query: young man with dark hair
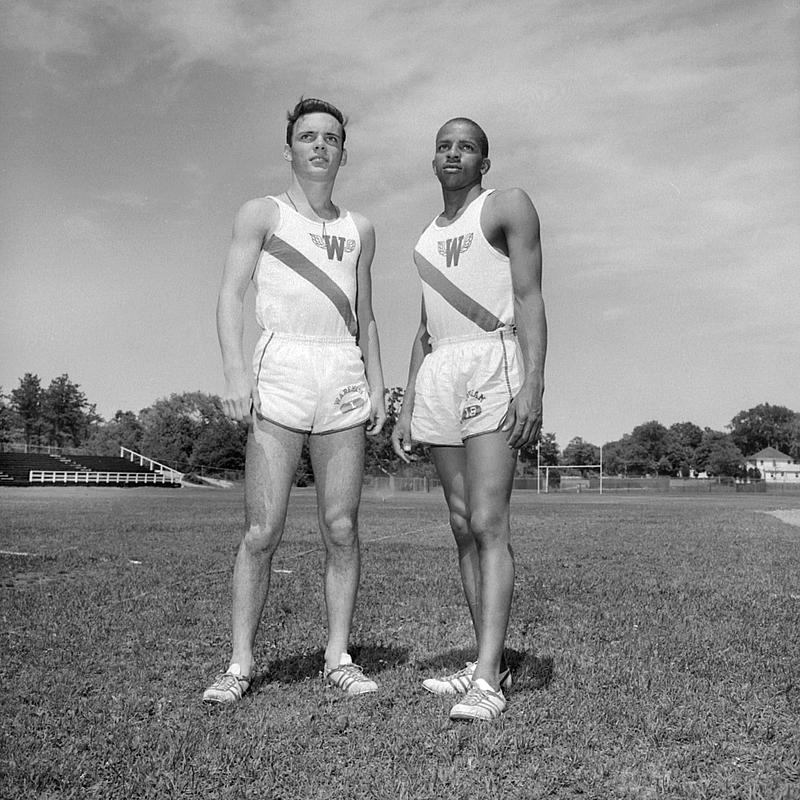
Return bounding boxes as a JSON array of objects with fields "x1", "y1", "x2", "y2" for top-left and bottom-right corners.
[
  {"x1": 204, "y1": 98, "x2": 386, "y2": 704},
  {"x1": 392, "y1": 117, "x2": 546, "y2": 721}
]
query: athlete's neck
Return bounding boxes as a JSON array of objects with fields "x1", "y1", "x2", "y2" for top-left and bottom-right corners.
[
  {"x1": 440, "y1": 184, "x2": 484, "y2": 223},
  {"x1": 284, "y1": 176, "x2": 339, "y2": 222}
]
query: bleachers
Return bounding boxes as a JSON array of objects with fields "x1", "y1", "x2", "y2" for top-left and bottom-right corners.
[
  {"x1": 0, "y1": 453, "x2": 76, "y2": 484},
  {"x1": 71, "y1": 456, "x2": 155, "y2": 474},
  {"x1": 0, "y1": 451, "x2": 181, "y2": 487}
]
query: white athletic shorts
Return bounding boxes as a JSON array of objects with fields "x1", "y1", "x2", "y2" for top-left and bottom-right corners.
[
  {"x1": 411, "y1": 328, "x2": 522, "y2": 446},
  {"x1": 252, "y1": 331, "x2": 370, "y2": 435}
]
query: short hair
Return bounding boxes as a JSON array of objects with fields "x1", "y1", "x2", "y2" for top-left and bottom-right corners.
[
  {"x1": 286, "y1": 97, "x2": 347, "y2": 146},
  {"x1": 439, "y1": 117, "x2": 489, "y2": 157}
]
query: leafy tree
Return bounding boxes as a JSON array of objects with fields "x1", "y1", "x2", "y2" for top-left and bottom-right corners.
[
  {"x1": 538, "y1": 432, "x2": 560, "y2": 466},
  {"x1": 42, "y1": 374, "x2": 98, "y2": 448},
  {"x1": 660, "y1": 435, "x2": 689, "y2": 477},
  {"x1": 626, "y1": 420, "x2": 673, "y2": 475},
  {"x1": 84, "y1": 411, "x2": 145, "y2": 456},
  {"x1": 0, "y1": 387, "x2": 18, "y2": 445},
  {"x1": 562, "y1": 437, "x2": 600, "y2": 468},
  {"x1": 518, "y1": 431, "x2": 559, "y2": 475},
  {"x1": 599, "y1": 437, "x2": 630, "y2": 477},
  {"x1": 728, "y1": 403, "x2": 800, "y2": 458},
  {"x1": 667, "y1": 422, "x2": 704, "y2": 477},
  {"x1": 706, "y1": 439, "x2": 745, "y2": 478},
  {"x1": 191, "y1": 417, "x2": 247, "y2": 472},
  {"x1": 134, "y1": 391, "x2": 253, "y2": 478},
  {"x1": 139, "y1": 392, "x2": 231, "y2": 469},
  {"x1": 626, "y1": 441, "x2": 656, "y2": 475},
  {"x1": 787, "y1": 418, "x2": 800, "y2": 461},
  {"x1": 514, "y1": 431, "x2": 558, "y2": 485},
  {"x1": 365, "y1": 387, "x2": 401, "y2": 475},
  {"x1": 10, "y1": 373, "x2": 43, "y2": 446},
  {"x1": 669, "y1": 421, "x2": 703, "y2": 450},
  {"x1": 693, "y1": 429, "x2": 745, "y2": 477}
]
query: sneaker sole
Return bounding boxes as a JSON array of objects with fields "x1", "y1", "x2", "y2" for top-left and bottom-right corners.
[
  {"x1": 450, "y1": 705, "x2": 506, "y2": 721},
  {"x1": 203, "y1": 694, "x2": 238, "y2": 704},
  {"x1": 422, "y1": 669, "x2": 512, "y2": 697}
]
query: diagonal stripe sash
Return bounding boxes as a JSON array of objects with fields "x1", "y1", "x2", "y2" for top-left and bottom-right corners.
[
  {"x1": 414, "y1": 251, "x2": 504, "y2": 331},
  {"x1": 265, "y1": 236, "x2": 357, "y2": 337}
]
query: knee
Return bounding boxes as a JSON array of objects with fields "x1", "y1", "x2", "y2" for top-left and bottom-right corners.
[
  {"x1": 449, "y1": 511, "x2": 471, "y2": 545},
  {"x1": 323, "y1": 513, "x2": 358, "y2": 550},
  {"x1": 241, "y1": 522, "x2": 281, "y2": 557},
  {"x1": 468, "y1": 507, "x2": 509, "y2": 546}
]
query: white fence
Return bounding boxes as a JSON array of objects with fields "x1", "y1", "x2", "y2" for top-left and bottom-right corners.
[
  {"x1": 119, "y1": 447, "x2": 183, "y2": 483},
  {"x1": 29, "y1": 470, "x2": 176, "y2": 485}
]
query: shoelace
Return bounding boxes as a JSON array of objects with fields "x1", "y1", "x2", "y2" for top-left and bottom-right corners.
[
  {"x1": 462, "y1": 685, "x2": 495, "y2": 705},
  {"x1": 336, "y1": 663, "x2": 366, "y2": 679},
  {"x1": 214, "y1": 673, "x2": 248, "y2": 690}
]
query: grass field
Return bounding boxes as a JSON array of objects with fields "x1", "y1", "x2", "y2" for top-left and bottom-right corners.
[{"x1": 1, "y1": 485, "x2": 798, "y2": 800}]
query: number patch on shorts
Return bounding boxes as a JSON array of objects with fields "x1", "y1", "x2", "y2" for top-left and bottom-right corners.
[
  {"x1": 461, "y1": 404, "x2": 483, "y2": 421},
  {"x1": 335, "y1": 385, "x2": 367, "y2": 414}
]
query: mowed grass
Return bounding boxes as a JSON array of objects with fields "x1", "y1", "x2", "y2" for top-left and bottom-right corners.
[{"x1": 1, "y1": 486, "x2": 798, "y2": 800}]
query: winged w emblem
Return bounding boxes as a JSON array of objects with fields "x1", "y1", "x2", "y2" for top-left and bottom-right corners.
[
  {"x1": 310, "y1": 233, "x2": 356, "y2": 261},
  {"x1": 437, "y1": 233, "x2": 473, "y2": 267}
]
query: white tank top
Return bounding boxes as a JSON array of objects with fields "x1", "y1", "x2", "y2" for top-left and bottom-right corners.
[
  {"x1": 254, "y1": 196, "x2": 361, "y2": 339},
  {"x1": 413, "y1": 190, "x2": 513, "y2": 342}
]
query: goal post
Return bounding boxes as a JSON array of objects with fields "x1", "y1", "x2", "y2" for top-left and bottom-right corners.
[{"x1": 536, "y1": 443, "x2": 605, "y2": 494}]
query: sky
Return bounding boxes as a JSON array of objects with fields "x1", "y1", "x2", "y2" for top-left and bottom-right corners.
[{"x1": 1, "y1": 0, "x2": 798, "y2": 449}]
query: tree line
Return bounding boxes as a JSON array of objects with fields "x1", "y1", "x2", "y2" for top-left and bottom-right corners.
[{"x1": 2, "y1": 373, "x2": 798, "y2": 481}]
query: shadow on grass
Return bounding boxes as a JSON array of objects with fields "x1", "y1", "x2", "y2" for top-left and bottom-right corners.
[
  {"x1": 416, "y1": 646, "x2": 554, "y2": 692},
  {"x1": 258, "y1": 643, "x2": 410, "y2": 687}
]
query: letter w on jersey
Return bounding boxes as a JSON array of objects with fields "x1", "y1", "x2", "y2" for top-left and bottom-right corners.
[
  {"x1": 310, "y1": 233, "x2": 356, "y2": 261},
  {"x1": 437, "y1": 233, "x2": 473, "y2": 268},
  {"x1": 265, "y1": 237, "x2": 358, "y2": 336},
  {"x1": 414, "y1": 251, "x2": 504, "y2": 332}
]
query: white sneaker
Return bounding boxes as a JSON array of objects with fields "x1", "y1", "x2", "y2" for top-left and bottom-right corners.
[
  {"x1": 323, "y1": 654, "x2": 378, "y2": 695},
  {"x1": 202, "y1": 664, "x2": 252, "y2": 704},
  {"x1": 449, "y1": 678, "x2": 507, "y2": 721},
  {"x1": 422, "y1": 662, "x2": 512, "y2": 696}
]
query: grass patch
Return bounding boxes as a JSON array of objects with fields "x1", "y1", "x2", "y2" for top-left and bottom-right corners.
[{"x1": 1, "y1": 487, "x2": 798, "y2": 798}]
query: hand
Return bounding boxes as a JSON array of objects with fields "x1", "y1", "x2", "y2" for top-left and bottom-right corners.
[
  {"x1": 501, "y1": 378, "x2": 543, "y2": 450},
  {"x1": 366, "y1": 389, "x2": 387, "y2": 437},
  {"x1": 222, "y1": 371, "x2": 259, "y2": 423},
  {"x1": 391, "y1": 412, "x2": 415, "y2": 463}
]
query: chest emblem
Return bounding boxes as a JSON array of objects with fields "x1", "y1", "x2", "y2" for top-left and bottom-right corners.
[
  {"x1": 310, "y1": 233, "x2": 357, "y2": 261},
  {"x1": 437, "y1": 233, "x2": 473, "y2": 267}
]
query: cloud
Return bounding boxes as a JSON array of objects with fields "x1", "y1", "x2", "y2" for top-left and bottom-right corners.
[
  {"x1": 62, "y1": 212, "x2": 106, "y2": 248},
  {"x1": 0, "y1": 1, "x2": 92, "y2": 59},
  {"x1": 179, "y1": 162, "x2": 209, "y2": 209},
  {"x1": 96, "y1": 190, "x2": 151, "y2": 208}
]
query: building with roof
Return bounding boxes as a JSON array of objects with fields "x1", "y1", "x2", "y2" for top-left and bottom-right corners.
[{"x1": 746, "y1": 447, "x2": 800, "y2": 483}]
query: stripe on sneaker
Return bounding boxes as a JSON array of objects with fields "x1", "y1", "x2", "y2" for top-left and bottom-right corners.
[{"x1": 449, "y1": 681, "x2": 506, "y2": 720}]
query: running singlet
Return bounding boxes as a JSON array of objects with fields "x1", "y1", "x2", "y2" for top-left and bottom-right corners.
[
  {"x1": 253, "y1": 196, "x2": 361, "y2": 339},
  {"x1": 413, "y1": 189, "x2": 514, "y2": 342}
]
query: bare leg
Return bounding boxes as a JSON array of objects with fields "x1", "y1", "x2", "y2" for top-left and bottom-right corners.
[
  {"x1": 228, "y1": 418, "x2": 304, "y2": 676},
  {"x1": 464, "y1": 432, "x2": 517, "y2": 689},
  {"x1": 431, "y1": 446, "x2": 482, "y2": 647},
  {"x1": 308, "y1": 425, "x2": 365, "y2": 671},
  {"x1": 432, "y1": 436, "x2": 516, "y2": 689}
]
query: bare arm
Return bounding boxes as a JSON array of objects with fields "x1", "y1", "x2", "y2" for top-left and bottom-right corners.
[
  {"x1": 490, "y1": 188, "x2": 547, "y2": 449},
  {"x1": 352, "y1": 212, "x2": 386, "y2": 436},
  {"x1": 391, "y1": 297, "x2": 431, "y2": 462},
  {"x1": 216, "y1": 197, "x2": 276, "y2": 422}
]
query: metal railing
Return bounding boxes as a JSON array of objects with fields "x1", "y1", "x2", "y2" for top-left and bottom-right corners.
[
  {"x1": 28, "y1": 470, "x2": 176, "y2": 485},
  {"x1": 119, "y1": 447, "x2": 184, "y2": 483}
]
